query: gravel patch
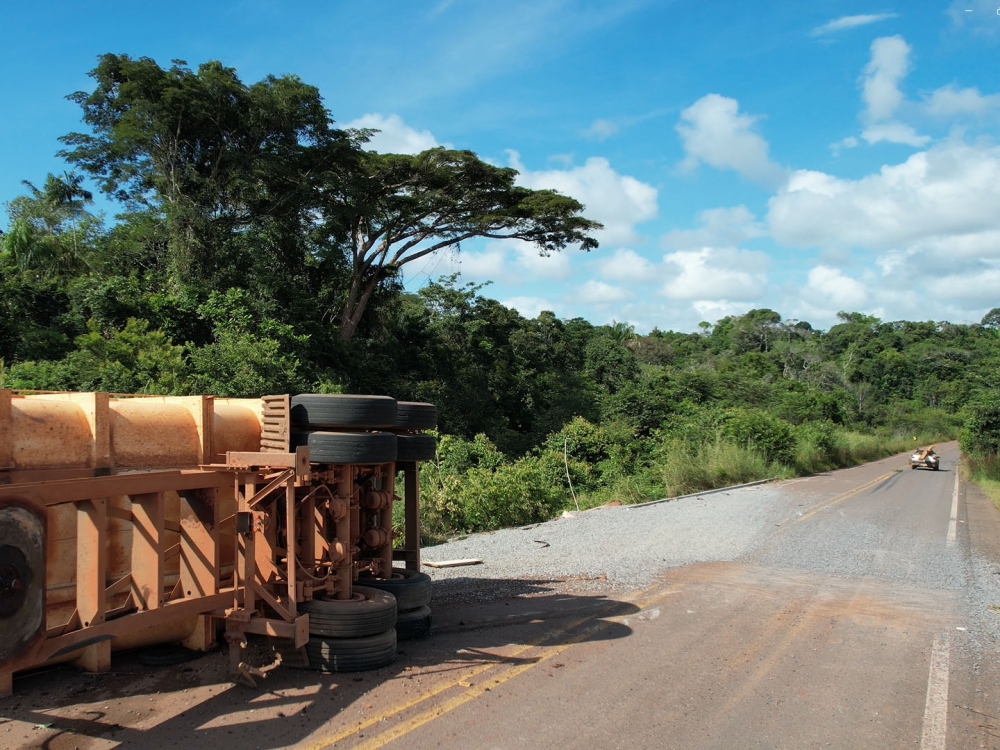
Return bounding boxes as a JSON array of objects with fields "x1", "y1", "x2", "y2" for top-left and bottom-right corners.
[
  {"x1": 422, "y1": 484, "x2": 789, "y2": 600},
  {"x1": 421, "y1": 467, "x2": 981, "y2": 613},
  {"x1": 745, "y1": 493, "x2": 968, "y2": 591}
]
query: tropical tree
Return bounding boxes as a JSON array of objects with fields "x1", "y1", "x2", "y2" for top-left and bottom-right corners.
[
  {"x1": 2, "y1": 172, "x2": 99, "y2": 275},
  {"x1": 318, "y1": 148, "x2": 601, "y2": 341},
  {"x1": 58, "y1": 53, "x2": 360, "y2": 289}
]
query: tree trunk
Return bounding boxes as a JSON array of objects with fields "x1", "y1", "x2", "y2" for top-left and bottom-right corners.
[{"x1": 338, "y1": 266, "x2": 382, "y2": 342}]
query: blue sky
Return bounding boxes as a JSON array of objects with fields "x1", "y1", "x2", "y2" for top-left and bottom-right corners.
[{"x1": 2, "y1": 0, "x2": 999, "y2": 332}]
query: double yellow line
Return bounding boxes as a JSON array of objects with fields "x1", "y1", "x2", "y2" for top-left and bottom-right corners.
[
  {"x1": 301, "y1": 586, "x2": 679, "y2": 750},
  {"x1": 789, "y1": 470, "x2": 896, "y2": 527}
]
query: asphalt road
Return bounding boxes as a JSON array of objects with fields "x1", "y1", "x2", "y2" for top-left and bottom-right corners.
[{"x1": 5, "y1": 443, "x2": 1000, "y2": 749}]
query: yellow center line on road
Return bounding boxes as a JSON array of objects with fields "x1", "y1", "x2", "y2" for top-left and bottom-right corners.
[
  {"x1": 297, "y1": 634, "x2": 572, "y2": 750},
  {"x1": 350, "y1": 642, "x2": 572, "y2": 750},
  {"x1": 789, "y1": 471, "x2": 896, "y2": 528},
  {"x1": 348, "y1": 587, "x2": 683, "y2": 750},
  {"x1": 302, "y1": 586, "x2": 681, "y2": 750}
]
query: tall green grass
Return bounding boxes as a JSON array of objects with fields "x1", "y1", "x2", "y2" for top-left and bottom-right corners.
[
  {"x1": 658, "y1": 438, "x2": 777, "y2": 497},
  {"x1": 570, "y1": 473, "x2": 666, "y2": 511},
  {"x1": 962, "y1": 453, "x2": 1000, "y2": 511},
  {"x1": 594, "y1": 427, "x2": 951, "y2": 504}
]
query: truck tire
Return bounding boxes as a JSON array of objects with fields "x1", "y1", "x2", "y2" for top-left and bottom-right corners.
[
  {"x1": 395, "y1": 402, "x2": 437, "y2": 431},
  {"x1": 301, "y1": 586, "x2": 397, "y2": 638},
  {"x1": 305, "y1": 629, "x2": 397, "y2": 673},
  {"x1": 0, "y1": 505, "x2": 46, "y2": 662},
  {"x1": 291, "y1": 394, "x2": 397, "y2": 429},
  {"x1": 395, "y1": 434, "x2": 437, "y2": 462},
  {"x1": 358, "y1": 569, "x2": 432, "y2": 612},
  {"x1": 396, "y1": 606, "x2": 432, "y2": 641},
  {"x1": 291, "y1": 431, "x2": 397, "y2": 465}
]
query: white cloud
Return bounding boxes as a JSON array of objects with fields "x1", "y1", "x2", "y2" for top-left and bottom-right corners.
[
  {"x1": 676, "y1": 94, "x2": 786, "y2": 187},
  {"x1": 905, "y1": 230, "x2": 1000, "y2": 260},
  {"x1": 456, "y1": 248, "x2": 508, "y2": 280},
  {"x1": 925, "y1": 267, "x2": 1000, "y2": 306},
  {"x1": 456, "y1": 239, "x2": 572, "y2": 282},
  {"x1": 662, "y1": 247, "x2": 769, "y2": 302},
  {"x1": 947, "y1": 0, "x2": 1000, "y2": 36},
  {"x1": 831, "y1": 136, "x2": 860, "y2": 156},
  {"x1": 861, "y1": 122, "x2": 931, "y2": 147},
  {"x1": 577, "y1": 280, "x2": 633, "y2": 304},
  {"x1": 861, "y1": 36, "x2": 911, "y2": 122},
  {"x1": 811, "y1": 13, "x2": 898, "y2": 36},
  {"x1": 768, "y1": 142, "x2": 1000, "y2": 252},
  {"x1": 806, "y1": 266, "x2": 869, "y2": 308},
  {"x1": 663, "y1": 206, "x2": 765, "y2": 250},
  {"x1": 874, "y1": 246, "x2": 1000, "y2": 304},
  {"x1": 595, "y1": 248, "x2": 657, "y2": 283},
  {"x1": 582, "y1": 119, "x2": 619, "y2": 141},
  {"x1": 692, "y1": 300, "x2": 757, "y2": 321},
  {"x1": 500, "y1": 296, "x2": 556, "y2": 319},
  {"x1": 512, "y1": 241, "x2": 573, "y2": 280},
  {"x1": 345, "y1": 113, "x2": 439, "y2": 154},
  {"x1": 923, "y1": 84, "x2": 1000, "y2": 117},
  {"x1": 508, "y1": 152, "x2": 658, "y2": 246},
  {"x1": 834, "y1": 35, "x2": 928, "y2": 151}
]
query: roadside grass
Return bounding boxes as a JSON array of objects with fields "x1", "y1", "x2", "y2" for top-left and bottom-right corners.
[
  {"x1": 570, "y1": 473, "x2": 666, "y2": 511},
  {"x1": 416, "y1": 426, "x2": 957, "y2": 540},
  {"x1": 658, "y1": 438, "x2": 777, "y2": 497},
  {"x1": 974, "y1": 478, "x2": 1000, "y2": 513},
  {"x1": 962, "y1": 454, "x2": 1000, "y2": 512}
]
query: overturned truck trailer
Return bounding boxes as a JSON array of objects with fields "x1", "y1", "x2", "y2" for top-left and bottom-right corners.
[{"x1": 0, "y1": 390, "x2": 436, "y2": 696}]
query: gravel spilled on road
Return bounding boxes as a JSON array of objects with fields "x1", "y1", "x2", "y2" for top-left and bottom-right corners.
[{"x1": 422, "y1": 484, "x2": 789, "y2": 602}]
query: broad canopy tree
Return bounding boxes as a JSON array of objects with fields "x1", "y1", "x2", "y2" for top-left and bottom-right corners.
[
  {"x1": 58, "y1": 54, "x2": 602, "y2": 341},
  {"x1": 323, "y1": 148, "x2": 600, "y2": 341}
]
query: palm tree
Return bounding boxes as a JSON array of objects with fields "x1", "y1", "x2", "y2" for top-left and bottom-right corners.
[
  {"x1": 3, "y1": 172, "x2": 96, "y2": 274},
  {"x1": 608, "y1": 320, "x2": 636, "y2": 345}
]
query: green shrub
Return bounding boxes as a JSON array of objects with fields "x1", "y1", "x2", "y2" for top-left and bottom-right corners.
[
  {"x1": 715, "y1": 409, "x2": 796, "y2": 465},
  {"x1": 5, "y1": 318, "x2": 186, "y2": 393},
  {"x1": 793, "y1": 421, "x2": 840, "y2": 472},
  {"x1": 575, "y1": 471, "x2": 665, "y2": 508},
  {"x1": 960, "y1": 392, "x2": 1000, "y2": 457},
  {"x1": 421, "y1": 453, "x2": 564, "y2": 534},
  {"x1": 461, "y1": 457, "x2": 565, "y2": 531},
  {"x1": 186, "y1": 290, "x2": 310, "y2": 397},
  {"x1": 541, "y1": 417, "x2": 645, "y2": 489},
  {"x1": 434, "y1": 433, "x2": 506, "y2": 475}
]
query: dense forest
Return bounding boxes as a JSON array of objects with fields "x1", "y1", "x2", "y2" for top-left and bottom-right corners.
[{"x1": 4, "y1": 55, "x2": 1000, "y2": 537}]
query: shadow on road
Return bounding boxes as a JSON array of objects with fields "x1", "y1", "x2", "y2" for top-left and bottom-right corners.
[{"x1": 2, "y1": 578, "x2": 638, "y2": 749}]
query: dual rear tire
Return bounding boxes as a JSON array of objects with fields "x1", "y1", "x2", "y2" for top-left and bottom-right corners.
[
  {"x1": 289, "y1": 395, "x2": 437, "y2": 464},
  {"x1": 279, "y1": 586, "x2": 399, "y2": 672},
  {"x1": 360, "y1": 569, "x2": 433, "y2": 641}
]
